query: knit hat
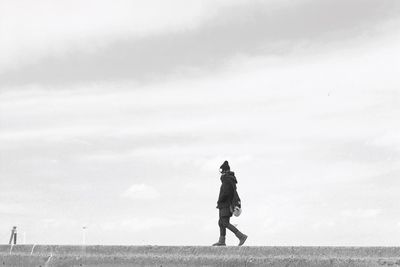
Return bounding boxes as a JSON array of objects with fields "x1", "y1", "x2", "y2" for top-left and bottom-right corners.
[{"x1": 220, "y1": 160, "x2": 230, "y2": 172}]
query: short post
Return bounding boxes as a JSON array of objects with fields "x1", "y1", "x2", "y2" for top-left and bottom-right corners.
[
  {"x1": 9, "y1": 226, "x2": 17, "y2": 245},
  {"x1": 82, "y1": 226, "x2": 87, "y2": 245}
]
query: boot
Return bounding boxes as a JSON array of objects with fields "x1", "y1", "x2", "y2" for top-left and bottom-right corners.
[
  {"x1": 235, "y1": 231, "x2": 247, "y2": 246},
  {"x1": 212, "y1": 236, "x2": 226, "y2": 246}
]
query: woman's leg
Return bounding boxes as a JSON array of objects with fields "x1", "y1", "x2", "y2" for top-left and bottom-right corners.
[
  {"x1": 218, "y1": 217, "x2": 226, "y2": 236},
  {"x1": 219, "y1": 216, "x2": 239, "y2": 234},
  {"x1": 212, "y1": 216, "x2": 227, "y2": 246},
  {"x1": 215, "y1": 215, "x2": 247, "y2": 246}
]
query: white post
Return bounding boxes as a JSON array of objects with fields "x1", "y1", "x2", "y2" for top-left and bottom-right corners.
[{"x1": 82, "y1": 226, "x2": 87, "y2": 245}]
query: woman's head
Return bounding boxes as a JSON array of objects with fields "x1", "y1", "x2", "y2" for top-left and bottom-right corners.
[{"x1": 219, "y1": 160, "x2": 230, "y2": 173}]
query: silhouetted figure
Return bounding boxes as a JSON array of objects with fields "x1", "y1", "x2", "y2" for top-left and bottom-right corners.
[
  {"x1": 212, "y1": 161, "x2": 247, "y2": 246},
  {"x1": 9, "y1": 226, "x2": 17, "y2": 245}
]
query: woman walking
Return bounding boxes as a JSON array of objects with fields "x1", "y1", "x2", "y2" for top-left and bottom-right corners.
[{"x1": 212, "y1": 161, "x2": 247, "y2": 246}]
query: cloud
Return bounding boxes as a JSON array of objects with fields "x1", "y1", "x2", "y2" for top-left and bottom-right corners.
[
  {"x1": 40, "y1": 218, "x2": 79, "y2": 229},
  {"x1": 1, "y1": 10, "x2": 400, "y2": 245},
  {"x1": 0, "y1": 0, "x2": 218, "y2": 72},
  {"x1": 0, "y1": 203, "x2": 28, "y2": 215},
  {"x1": 121, "y1": 184, "x2": 160, "y2": 200},
  {"x1": 373, "y1": 132, "x2": 400, "y2": 152},
  {"x1": 0, "y1": 0, "x2": 253, "y2": 75},
  {"x1": 340, "y1": 209, "x2": 381, "y2": 219},
  {"x1": 99, "y1": 217, "x2": 183, "y2": 232},
  {"x1": 1, "y1": 0, "x2": 399, "y2": 86},
  {"x1": 1, "y1": 39, "x2": 399, "y2": 174}
]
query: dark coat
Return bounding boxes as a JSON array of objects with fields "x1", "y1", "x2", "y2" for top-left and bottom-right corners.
[{"x1": 217, "y1": 171, "x2": 238, "y2": 216}]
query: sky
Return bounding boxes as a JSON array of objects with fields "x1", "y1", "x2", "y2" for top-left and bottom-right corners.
[{"x1": 0, "y1": 0, "x2": 400, "y2": 246}]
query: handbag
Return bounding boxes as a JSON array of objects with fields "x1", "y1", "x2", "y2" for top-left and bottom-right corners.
[{"x1": 230, "y1": 187, "x2": 242, "y2": 217}]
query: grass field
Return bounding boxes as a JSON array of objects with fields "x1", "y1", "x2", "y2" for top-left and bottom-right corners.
[{"x1": 1, "y1": 245, "x2": 400, "y2": 266}]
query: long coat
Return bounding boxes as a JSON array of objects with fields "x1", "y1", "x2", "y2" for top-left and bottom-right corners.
[{"x1": 217, "y1": 171, "x2": 237, "y2": 217}]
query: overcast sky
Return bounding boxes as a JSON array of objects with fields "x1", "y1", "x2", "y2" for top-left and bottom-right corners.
[{"x1": 1, "y1": 0, "x2": 400, "y2": 246}]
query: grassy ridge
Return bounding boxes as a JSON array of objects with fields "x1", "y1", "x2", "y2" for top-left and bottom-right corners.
[{"x1": 1, "y1": 245, "x2": 400, "y2": 266}]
